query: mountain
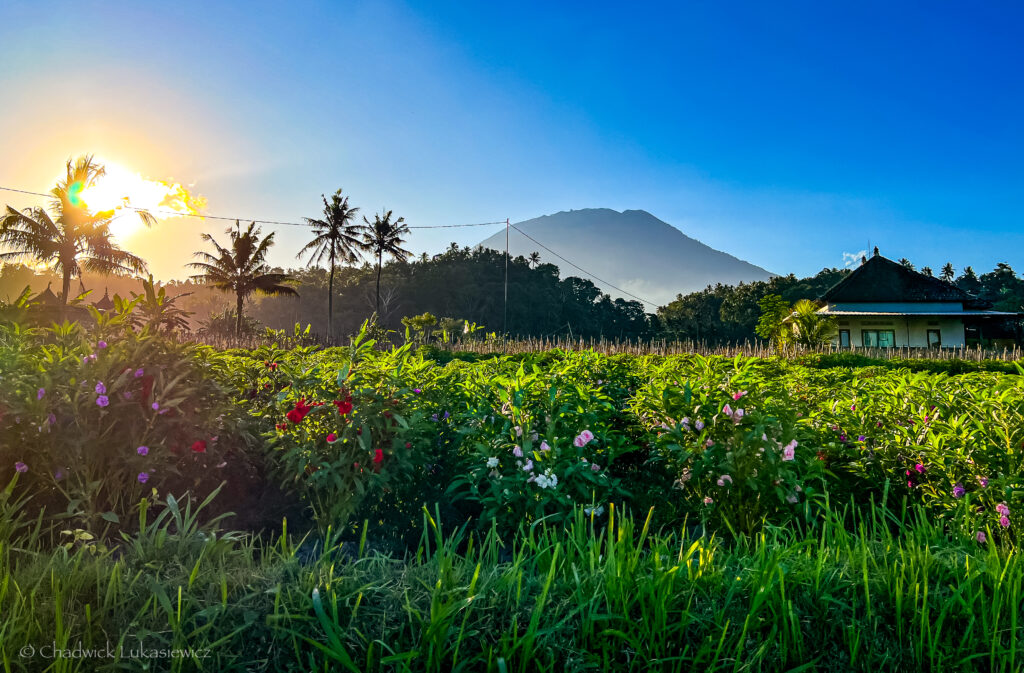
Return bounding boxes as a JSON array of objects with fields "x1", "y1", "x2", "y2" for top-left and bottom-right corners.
[{"x1": 476, "y1": 208, "x2": 774, "y2": 307}]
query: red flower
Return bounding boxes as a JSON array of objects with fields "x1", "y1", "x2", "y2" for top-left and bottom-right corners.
[
  {"x1": 405, "y1": 442, "x2": 412, "y2": 448},
  {"x1": 286, "y1": 398, "x2": 314, "y2": 424},
  {"x1": 275, "y1": 423, "x2": 288, "y2": 430},
  {"x1": 327, "y1": 432, "x2": 337, "y2": 442},
  {"x1": 374, "y1": 449, "x2": 384, "y2": 464},
  {"x1": 333, "y1": 398, "x2": 353, "y2": 416},
  {"x1": 191, "y1": 440, "x2": 207, "y2": 453}
]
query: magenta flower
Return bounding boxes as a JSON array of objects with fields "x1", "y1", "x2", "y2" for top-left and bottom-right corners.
[
  {"x1": 996, "y1": 503, "x2": 1010, "y2": 516},
  {"x1": 151, "y1": 402, "x2": 160, "y2": 411},
  {"x1": 978, "y1": 476, "x2": 989, "y2": 487},
  {"x1": 134, "y1": 368, "x2": 144, "y2": 378},
  {"x1": 137, "y1": 446, "x2": 149, "y2": 456},
  {"x1": 413, "y1": 388, "x2": 422, "y2": 394},
  {"x1": 1000, "y1": 516, "x2": 1010, "y2": 528},
  {"x1": 733, "y1": 391, "x2": 747, "y2": 401},
  {"x1": 14, "y1": 461, "x2": 27, "y2": 473},
  {"x1": 95, "y1": 381, "x2": 106, "y2": 395},
  {"x1": 96, "y1": 395, "x2": 109, "y2": 407},
  {"x1": 952, "y1": 483, "x2": 965, "y2": 498},
  {"x1": 37, "y1": 388, "x2": 45, "y2": 400},
  {"x1": 914, "y1": 463, "x2": 926, "y2": 474},
  {"x1": 54, "y1": 467, "x2": 65, "y2": 481},
  {"x1": 98, "y1": 340, "x2": 108, "y2": 349},
  {"x1": 138, "y1": 472, "x2": 149, "y2": 484},
  {"x1": 976, "y1": 531, "x2": 986, "y2": 543},
  {"x1": 722, "y1": 403, "x2": 733, "y2": 417},
  {"x1": 47, "y1": 413, "x2": 57, "y2": 425},
  {"x1": 782, "y1": 440, "x2": 797, "y2": 461},
  {"x1": 857, "y1": 435, "x2": 867, "y2": 442}
]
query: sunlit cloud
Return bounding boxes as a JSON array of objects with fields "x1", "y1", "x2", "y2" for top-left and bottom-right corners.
[{"x1": 78, "y1": 161, "x2": 207, "y2": 240}]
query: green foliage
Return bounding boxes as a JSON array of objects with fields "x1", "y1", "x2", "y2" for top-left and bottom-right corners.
[{"x1": 754, "y1": 293, "x2": 790, "y2": 343}]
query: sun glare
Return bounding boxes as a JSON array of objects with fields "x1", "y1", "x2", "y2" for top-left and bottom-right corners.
[{"x1": 77, "y1": 162, "x2": 207, "y2": 240}]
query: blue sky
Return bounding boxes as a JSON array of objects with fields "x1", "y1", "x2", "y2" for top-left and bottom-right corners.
[{"x1": 0, "y1": 0, "x2": 1021, "y2": 282}]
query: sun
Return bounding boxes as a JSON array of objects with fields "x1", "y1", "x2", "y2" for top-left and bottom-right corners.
[{"x1": 76, "y1": 161, "x2": 207, "y2": 240}]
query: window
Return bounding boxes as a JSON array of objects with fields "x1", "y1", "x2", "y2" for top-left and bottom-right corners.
[
  {"x1": 838, "y1": 330, "x2": 850, "y2": 348},
  {"x1": 862, "y1": 329, "x2": 896, "y2": 348},
  {"x1": 927, "y1": 329, "x2": 941, "y2": 348}
]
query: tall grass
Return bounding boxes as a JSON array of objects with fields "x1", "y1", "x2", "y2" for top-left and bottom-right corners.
[{"x1": 1, "y1": 498, "x2": 1021, "y2": 671}]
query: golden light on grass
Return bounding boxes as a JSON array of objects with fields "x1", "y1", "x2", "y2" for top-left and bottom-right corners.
[{"x1": 77, "y1": 161, "x2": 207, "y2": 240}]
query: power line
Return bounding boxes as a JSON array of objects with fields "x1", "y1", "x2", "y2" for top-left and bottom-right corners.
[
  {"x1": 508, "y1": 223, "x2": 661, "y2": 309},
  {"x1": 0, "y1": 185, "x2": 504, "y2": 230}
]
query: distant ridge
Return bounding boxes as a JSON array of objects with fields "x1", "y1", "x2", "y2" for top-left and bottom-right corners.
[{"x1": 477, "y1": 208, "x2": 774, "y2": 306}]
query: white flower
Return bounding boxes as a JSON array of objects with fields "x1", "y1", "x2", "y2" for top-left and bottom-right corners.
[
  {"x1": 512, "y1": 446, "x2": 523, "y2": 457},
  {"x1": 486, "y1": 457, "x2": 499, "y2": 468},
  {"x1": 583, "y1": 505, "x2": 605, "y2": 517}
]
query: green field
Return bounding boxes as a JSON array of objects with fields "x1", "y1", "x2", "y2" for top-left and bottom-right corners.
[{"x1": 2, "y1": 320, "x2": 1023, "y2": 671}]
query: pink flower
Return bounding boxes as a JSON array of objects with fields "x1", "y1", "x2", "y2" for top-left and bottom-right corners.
[
  {"x1": 996, "y1": 503, "x2": 1010, "y2": 516},
  {"x1": 1000, "y1": 516, "x2": 1010, "y2": 528},
  {"x1": 136, "y1": 446, "x2": 148, "y2": 456},
  {"x1": 14, "y1": 461, "x2": 27, "y2": 473},
  {"x1": 914, "y1": 463, "x2": 926, "y2": 474},
  {"x1": 97, "y1": 340, "x2": 108, "y2": 349},
  {"x1": 733, "y1": 391, "x2": 747, "y2": 401},
  {"x1": 782, "y1": 440, "x2": 797, "y2": 461},
  {"x1": 976, "y1": 531, "x2": 987, "y2": 543},
  {"x1": 512, "y1": 446, "x2": 523, "y2": 457},
  {"x1": 151, "y1": 402, "x2": 160, "y2": 411},
  {"x1": 591, "y1": 463, "x2": 601, "y2": 472},
  {"x1": 717, "y1": 474, "x2": 733, "y2": 486},
  {"x1": 703, "y1": 496, "x2": 713, "y2": 505},
  {"x1": 978, "y1": 476, "x2": 989, "y2": 487},
  {"x1": 96, "y1": 395, "x2": 109, "y2": 407},
  {"x1": 514, "y1": 426, "x2": 523, "y2": 437},
  {"x1": 540, "y1": 440, "x2": 551, "y2": 452},
  {"x1": 574, "y1": 430, "x2": 594, "y2": 448},
  {"x1": 326, "y1": 433, "x2": 337, "y2": 442},
  {"x1": 138, "y1": 472, "x2": 149, "y2": 484},
  {"x1": 722, "y1": 403, "x2": 733, "y2": 417},
  {"x1": 580, "y1": 430, "x2": 594, "y2": 443}
]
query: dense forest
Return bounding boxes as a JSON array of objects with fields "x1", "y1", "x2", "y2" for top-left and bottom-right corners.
[{"x1": 3, "y1": 248, "x2": 1022, "y2": 345}]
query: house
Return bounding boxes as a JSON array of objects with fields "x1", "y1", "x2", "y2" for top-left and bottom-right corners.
[{"x1": 811, "y1": 253, "x2": 1019, "y2": 348}]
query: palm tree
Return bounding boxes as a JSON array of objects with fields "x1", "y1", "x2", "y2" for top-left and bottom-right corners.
[
  {"x1": 921, "y1": 266, "x2": 934, "y2": 277},
  {"x1": 188, "y1": 221, "x2": 298, "y2": 335},
  {"x1": 898, "y1": 258, "x2": 915, "y2": 270},
  {"x1": 528, "y1": 251, "x2": 541, "y2": 268},
  {"x1": 940, "y1": 263, "x2": 955, "y2": 283},
  {"x1": 787, "y1": 299, "x2": 837, "y2": 349},
  {"x1": 298, "y1": 189, "x2": 364, "y2": 335},
  {"x1": 0, "y1": 156, "x2": 149, "y2": 313},
  {"x1": 361, "y1": 210, "x2": 411, "y2": 317}
]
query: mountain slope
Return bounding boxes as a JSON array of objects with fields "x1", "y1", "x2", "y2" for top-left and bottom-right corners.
[{"x1": 477, "y1": 208, "x2": 774, "y2": 306}]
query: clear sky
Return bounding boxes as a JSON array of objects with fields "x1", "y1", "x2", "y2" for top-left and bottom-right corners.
[{"x1": 1, "y1": 1, "x2": 1021, "y2": 282}]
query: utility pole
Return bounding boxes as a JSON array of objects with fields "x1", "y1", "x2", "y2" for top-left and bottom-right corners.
[{"x1": 503, "y1": 217, "x2": 509, "y2": 336}]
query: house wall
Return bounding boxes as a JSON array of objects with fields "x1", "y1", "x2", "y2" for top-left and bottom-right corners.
[
  {"x1": 831, "y1": 316, "x2": 966, "y2": 348},
  {"x1": 826, "y1": 301, "x2": 963, "y2": 313}
]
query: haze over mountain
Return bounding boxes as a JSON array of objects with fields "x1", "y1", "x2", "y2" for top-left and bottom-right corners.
[{"x1": 477, "y1": 209, "x2": 775, "y2": 306}]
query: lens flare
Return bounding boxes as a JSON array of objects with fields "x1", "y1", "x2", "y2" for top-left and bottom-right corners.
[{"x1": 77, "y1": 162, "x2": 207, "y2": 240}]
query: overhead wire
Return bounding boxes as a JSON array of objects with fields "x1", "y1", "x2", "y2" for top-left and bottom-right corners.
[{"x1": 0, "y1": 183, "x2": 662, "y2": 308}]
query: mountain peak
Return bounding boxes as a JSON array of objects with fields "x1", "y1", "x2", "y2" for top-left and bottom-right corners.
[{"x1": 477, "y1": 209, "x2": 773, "y2": 305}]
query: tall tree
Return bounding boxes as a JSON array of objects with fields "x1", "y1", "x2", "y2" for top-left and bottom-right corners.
[
  {"x1": 921, "y1": 266, "x2": 934, "y2": 277},
  {"x1": 361, "y1": 210, "x2": 411, "y2": 317},
  {"x1": 298, "y1": 189, "x2": 363, "y2": 335},
  {"x1": 0, "y1": 156, "x2": 148, "y2": 313},
  {"x1": 188, "y1": 221, "x2": 298, "y2": 335},
  {"x1": 940, "y1": 262, "x2": 955, "y2": 283},
  {"x1": 528, "y1": 251, "x2": 541, "y2": 268}
]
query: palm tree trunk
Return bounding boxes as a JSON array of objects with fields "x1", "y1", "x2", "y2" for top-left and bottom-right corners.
[
  {"x1": 328, "y1": 261, "x2": 335, "y2": 337},
  {"x1": 60, "y1": 270, "x2": 72, "y2": 319},
  {"x1": 375, "y1": 250, "x2": 382, "y2": 318},
  {"x1": 236, "y1": 293, "x2": 244, "y2": 337}
]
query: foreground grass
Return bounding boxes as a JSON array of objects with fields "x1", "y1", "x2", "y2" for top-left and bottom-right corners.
[{"x1": 1, "y1": 498, "x2": 1022, "y2": 672}]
